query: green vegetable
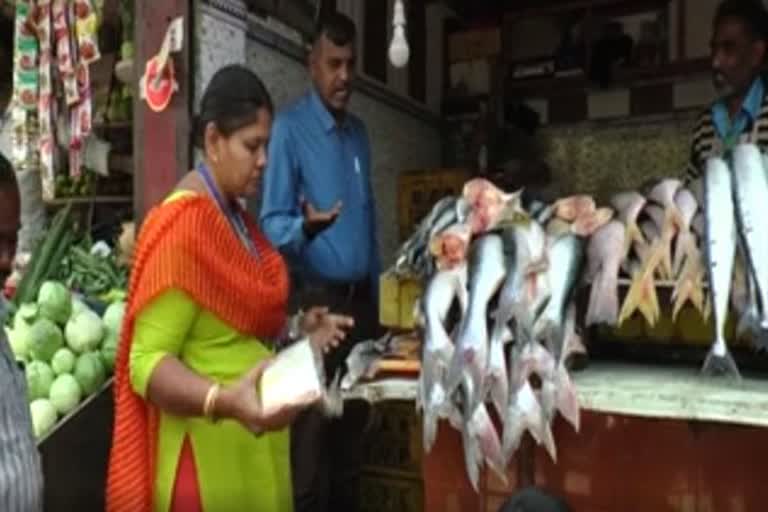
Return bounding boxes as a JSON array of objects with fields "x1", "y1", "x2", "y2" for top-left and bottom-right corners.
[
  {"x1": 26, "y1": 361, "x2": 54, "y2": 401},
  {"x1": 51, "y1": 348, "x2": 76, "y2": 375},
  {"x1": 28, "y1": 318, "x2": 64, "y2": 363},
  {"x1": 37, "y1": 281, "x2": 72, "y2": 325},
  {"x1": 29, "y1": 399, "x2": 58, "y2": 439},
  {"x1": 65, "y1": 308, "x2": 104, "y2": 354},
  {"x1": 6, "y1": 324, "x2": 30, "y2": 362},
  {"x1": 102, "y1": 301, "x2": 125, "y2": 337},
  {"x1": 17, "y1": 303, "x2": 38, "y2": 322},
  {"x1": 101, "y1": 332, "x2": 118, "y2": 373},
  {"x1": 71, "y1": 297, "x2": 89, "y2": 316},
  {"x1": 13, "y1": 203, "x2": 74, "y2": 308},
  {"x1": 74, "y1": 352, "x2": 106, "y2": 395},
  {"x1": 49, "y1": 374, "x2": 82, "y2": 416}
]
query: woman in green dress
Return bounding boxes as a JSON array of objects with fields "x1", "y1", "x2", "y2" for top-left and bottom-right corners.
[{"x1": 107, "y1": 65, "x2": 354, "y2": 512}]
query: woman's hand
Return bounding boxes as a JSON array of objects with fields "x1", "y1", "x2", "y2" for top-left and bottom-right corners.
[
  {"x1": 217, "y1": 361, "x2": 303, "y2": 434},
  {"x1": 301, "y1": 307, "x2": 355, "y2": 354}
]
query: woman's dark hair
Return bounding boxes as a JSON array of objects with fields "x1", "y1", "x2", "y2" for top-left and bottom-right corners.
[
  {"x1": 714, "y1": 0, "x2": 768, "y2": 42},
  {"x1": 194, "y1": 65, "x2": 274, "y2": 149}
]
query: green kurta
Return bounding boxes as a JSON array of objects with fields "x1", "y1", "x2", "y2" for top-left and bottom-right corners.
[{"x1": 129, "y1": 288, "x2": 292, "y2": 512}]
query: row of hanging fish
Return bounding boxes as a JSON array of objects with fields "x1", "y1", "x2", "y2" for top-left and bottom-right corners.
[
  {"x1": 583, "y1": 143, "x2": 768, "y2": 381},
  {"x1": 400, "y1": 178, "x2": 609, "y2": 490}
]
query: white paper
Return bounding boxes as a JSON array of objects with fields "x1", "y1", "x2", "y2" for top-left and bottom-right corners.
[{"x1": 259, "y1": 339, "x2": 324, "y2": 416}]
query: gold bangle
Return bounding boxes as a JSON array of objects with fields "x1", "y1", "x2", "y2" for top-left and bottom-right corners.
[{"x1": 203, "y1": 383, "x2": 220, "y2": 420}]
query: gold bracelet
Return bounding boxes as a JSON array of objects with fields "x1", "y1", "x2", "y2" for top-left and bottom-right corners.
[{"x1": 203, "y1": 383, "x2": 220, "y2": 420}]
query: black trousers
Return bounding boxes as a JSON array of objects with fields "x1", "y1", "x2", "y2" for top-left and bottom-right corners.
[{"x1": 289, "y1": 277, "x2": 378, "y2": 512}]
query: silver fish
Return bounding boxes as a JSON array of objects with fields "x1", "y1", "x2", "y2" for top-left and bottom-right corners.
[
  {"x1": 731, "y1": 144, "x2": 768, "y2": 345},
  {"x1": 419, "y1": 264, "x2": 469, "y2": 452},
  {"x1": 585, "y1": 221, "x2": 626, "y2": 326},
  {"x1": 533, "y1": 234, "x2": 584, "y2": 358},
  {"x1": 447, "y1": 234, "x2": 507, "y2": 413},
  {"x1": 672, "y1": 187, "x2": 699, "y2": 276},
  {"x1": 701, "y1": 157, "x2": 740, "y2": 379},
  {"x1": 611, "y1": 190, "x2": 647, "y2": 260}
]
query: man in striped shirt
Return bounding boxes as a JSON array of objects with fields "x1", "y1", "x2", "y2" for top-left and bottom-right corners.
[
  {"x1": 0, "y1": 23, "x2": 44, "y2": 507},
  {"x1": 687, "y1": 0, "x2": 768, "y2": 182}
]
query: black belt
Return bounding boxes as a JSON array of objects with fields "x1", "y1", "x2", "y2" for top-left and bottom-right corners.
[{"x1": 303, "y1": 278, "x2": 370, "y2": 303}]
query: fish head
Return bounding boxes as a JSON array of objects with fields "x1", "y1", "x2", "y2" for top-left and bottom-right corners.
[
  {"x1": 648, "y1": 178, "x2": 682, "y2": 206},
  {"x1": 554, "y1": 194, "x2": 596, "y2": 222},
  {"x1": 429, "y1": 223, "x2": 473, "y2": 270}
]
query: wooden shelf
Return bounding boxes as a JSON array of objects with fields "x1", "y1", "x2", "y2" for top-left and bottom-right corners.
[
  {"x1": 503, "y1": 0, "x2": 671, "y2": 18},
  {"x1": 505, "y1": 58, "x2": 709, "y2": 98},
  {"x1": 44, "y1": 195, "x2": 133, "y2": 206}
]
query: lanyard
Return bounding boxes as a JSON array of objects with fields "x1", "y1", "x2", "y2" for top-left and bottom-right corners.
[{"x1": 196, "y1": 162, "x2": 259, "y2": 258}]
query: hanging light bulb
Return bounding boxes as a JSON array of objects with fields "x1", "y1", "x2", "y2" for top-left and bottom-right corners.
[{"x1": 388, "y1": 0, "x2": 410, "y2": 68}]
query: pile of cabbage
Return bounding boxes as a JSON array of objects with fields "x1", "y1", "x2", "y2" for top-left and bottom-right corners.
[{"x1": 3, "y1": 280, "x2": 125, "y2": 439}]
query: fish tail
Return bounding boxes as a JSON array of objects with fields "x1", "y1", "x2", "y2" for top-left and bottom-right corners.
[
  {"x1": 540, "y1": 422, "x2": 558, "y2": 463},
  {"x1": 623, "y1": 221, "x2": 645, "y2": 260},
  {"x1": 474, "y1": 404, "x2": 508, "y2": 485},
  {"x1": 701, "y1": 340, "x2": 741, "y2": 380},
  {"x1": 671, "y1": 274, "x2": 692, "y2": 322},
  {"x1": 460, "y1": 422, "x2": 481, "y2": 492},
  {"x1": 672, "y1": 230, "x2": 692, "y2": 277},
  {"x1": 422, "y1": 407, "x2": 439, "y2": 453},
  {"x1": 555, "y1": 365, "x2": 581, "y2": 433},
  {"x1": 586, "y1": 269, "x2": 619, "y2": 326}
]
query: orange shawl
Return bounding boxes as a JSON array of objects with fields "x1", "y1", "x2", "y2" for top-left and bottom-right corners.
[{"x1": 106, "y1": 195, "x2": 289, "y2": 512}]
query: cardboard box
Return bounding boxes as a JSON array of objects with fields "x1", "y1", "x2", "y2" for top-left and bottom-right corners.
[
  {"x1": 448, "y1": 28, "x2": 501, "y2": 63},
  {"x1": 379, "y1": 272, "x2": 424, "y2": 330}
]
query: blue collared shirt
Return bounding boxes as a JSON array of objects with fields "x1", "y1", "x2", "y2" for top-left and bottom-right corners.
[
  {"x1": 260, "y1": 89, "x2": 380, "y2": 295},
  {"x1": 711, "y1": 76, "x2": 764, "y2": 149}
]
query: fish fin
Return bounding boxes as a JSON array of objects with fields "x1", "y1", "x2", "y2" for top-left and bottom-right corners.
[
  {"x1": 460, "y1": 422, "x2": 481, "y2": 492},
  {"x1": 586, "y1": 268, "x2": 619, "y2": 327},
  {"x1": 672, "y1": 230, "x2": 690, "y2": 277},
  {"x1": 671, "y1": 273, "x2": 692, "y2": 322},
  {"x1": 474, "y1": 404, "x2": 508, "y2": 485},
  {"x1": 623, "y1": 221, "x2": 645, "y2": 260},
  {"x1": 701, "y1": 347, "x2": 742, "y2": 381},
  {"x1": 555, "y1": 366, "x2": 581, "y2": 433}
]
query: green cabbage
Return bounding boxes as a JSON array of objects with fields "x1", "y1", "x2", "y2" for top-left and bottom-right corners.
[
  {"x1": 102, "y1": 301, "x2": 126, "y2": 337},
  {"x1": 5, "y1": 325, "x2": 29, "y2": 362},
  {"x1": 71, "y1": 297, "x2": 89, "y2": 316},
  {"x1": 37, "y1": 281, "x2": 72, "y2": 325},
  {"x1": 65, "y1": 308, "x2": 104, "y2": 354},
  {"x1": 51, "y1": 348, "x2": 76, "y2": 376},
  {"x1": 74, "y1": 352, "x2": 106, "y2": 395},
  {"x1": 29, "y1": 399, "x2": 58, "y2": 439},
  {"x1": 28, "y1": 318, "x2": 64, "y2": 362},
  {"x1": 49, "y1": 374, "x2": 82, "y2": 416},
  {"x1": 101, "y1": 332, "x2": 118, "y2": 373},
  {"x1": 26, "y1": 361, "x2": 54, "y2": 401},
  {"x1": 17, "y1": 303, "x2": 39, "y2": 322}
]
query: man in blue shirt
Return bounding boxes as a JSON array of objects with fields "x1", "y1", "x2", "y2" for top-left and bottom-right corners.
[
  {"x1": 687, "y1": 0, "x2": 768, "y2": 180},
  {"x1": 260, "y1": 12, "x2": 379, "y2": 512}
]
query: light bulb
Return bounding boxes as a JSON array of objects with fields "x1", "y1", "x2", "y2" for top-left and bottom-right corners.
[{"x1": 388, "y1": 0, "x2": 410, "y2": 68}]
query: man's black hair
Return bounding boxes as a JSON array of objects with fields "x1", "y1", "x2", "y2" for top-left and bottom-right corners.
[
  {"x1": 312, "y1": 11, "x2": 357, "y2": 47},
  {"x1": 498, "y1": 487, "x2": 571, "y2": 512},
  {"x1": 714, "y1": 0, "x2": 768, "y2": 41}
]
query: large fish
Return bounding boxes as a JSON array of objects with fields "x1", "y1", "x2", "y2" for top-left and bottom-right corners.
[
  {"x1": 731, "y1": 144, "x2": 768, "y2": 346},
  {"x1": 447, "y1": 234, "x2": 507, "y2": 413},
  {"x1": 418, "y1": 263, "x2": 469, "y2": 452},
  {"x1": 553, "y1": 194, "x2": 596, "y2": 222},
  {"x1": 611, "y1": 190, "x2": 647, "y2": 260},
  {"x1": 585, "y1": 221, "x2": 626, "y2": 326},
  {"x1": 701, "y1": 157, "x2": 740, "y2": 379},
  {"x1": 533, "y1": 234, "x2": 585, "y2": 356},
  {"x1": 672, "y1": 187, "x2": 699, "y2": 277}
]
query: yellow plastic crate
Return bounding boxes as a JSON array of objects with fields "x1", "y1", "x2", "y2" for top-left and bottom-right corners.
[{"x1": 379, "y1": 272, "x2": 424, "y2": 330}]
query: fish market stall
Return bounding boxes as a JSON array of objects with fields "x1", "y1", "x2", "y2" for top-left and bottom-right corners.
[{"x1": 355, "y1": 164, "x2": 768, "y2": 510}]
